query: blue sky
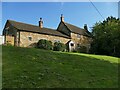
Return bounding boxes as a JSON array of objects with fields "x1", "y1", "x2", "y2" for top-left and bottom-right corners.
[{"x1": 1, "y1": 2, "x2": 118, "y2": 35}]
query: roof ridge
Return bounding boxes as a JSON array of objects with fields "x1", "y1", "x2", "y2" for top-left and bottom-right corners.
[
  {"x1": 6, "y1": 19, "x2": 70, "y2": 38},
  {"x1": 60, "y1": 21, "x2": 92, "y2": 36},
  {"x1": 8, "y1": 19, "x2": 39, "y2": 27},
  {"x1": 8, "y1": 19, "x2": 56, "y2": 30},
  {"x1": 64, "y1": 22, "x2": 84, "y2": 30},
  {"x1": 43, "y1": 27, "x2": 56, "y2": 30}
]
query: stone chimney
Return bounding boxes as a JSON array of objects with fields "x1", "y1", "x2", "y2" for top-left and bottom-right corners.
[
  {"x1": 84, "y1": 24, "x2": 88, "y2": 32},
  {"x1": 39, "y1": 18, "x2": 43, "y2": 28},
  {"x1": 61, "y1": 14, "x2": 64, "y2": 22}
]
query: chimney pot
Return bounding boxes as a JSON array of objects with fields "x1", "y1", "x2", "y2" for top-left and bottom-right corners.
[
  {"x1": 61, "y1": 14, "x2": 64, "y2": 22},
  {"x1": 39, "y1": 18, "x2": 43, "y2": 28},
  {"x1": 84, "y1": 24, "x2": 88, "y2": 31}
]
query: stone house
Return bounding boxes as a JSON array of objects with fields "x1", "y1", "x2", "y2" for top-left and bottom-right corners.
[{"x1": 3, "y1": 15, "x2": 92, "y2": 52}]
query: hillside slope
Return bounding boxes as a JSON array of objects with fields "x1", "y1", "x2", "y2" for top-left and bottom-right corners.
[{"x1": 2, "y1": 46, "x2": 119, "y2": 88}]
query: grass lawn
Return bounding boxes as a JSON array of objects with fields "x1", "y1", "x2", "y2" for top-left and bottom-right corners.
[{"x1": 2, "y1": 46, "x2": 119, "y2": 88}]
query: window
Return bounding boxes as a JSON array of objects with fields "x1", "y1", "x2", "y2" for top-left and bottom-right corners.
[
  {"x1": 28, "y1": 36, "x2": 32, "y2": 41},
  {"x1": 77, "y1": 44, "x2": 79, "y2": 46},
  {"x1": 77, "y1": 34, "x2": 81, "y2": 38},
  {"x1": 71, "y1": 43, "x2": 74, "y2": 46},
  {"x1": 77, "y1": 44, "x2": 80, "y2": 48}
]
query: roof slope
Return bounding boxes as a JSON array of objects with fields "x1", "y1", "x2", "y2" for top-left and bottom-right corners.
[
  {"x1": 64, "y1": 22, "x2": 92, "y2": 37},
  {"x1": 7, "y1": 20, "x2": 70, "y2": 38}
]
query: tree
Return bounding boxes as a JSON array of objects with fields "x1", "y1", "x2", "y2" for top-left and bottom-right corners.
[{"x1": 90, "y1": 16, "x2": 120, "y2": 57}]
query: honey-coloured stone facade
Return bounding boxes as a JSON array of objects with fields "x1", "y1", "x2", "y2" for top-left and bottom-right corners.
[
  {"x1": 5, "y1": 36, "x2": 14, "y2": 45},
  {"x1": 20, "y1": 31, "x2": 70, "y2": 47},
  {"x1": 71, "y1": 33, "x2": 92, "y2": 46},
  {"x1": 71, "y1": 33, "x2": 92, "y2": 52},
  {"x1": 3, "y1": 18, "x2": 92, "y2": 52}
]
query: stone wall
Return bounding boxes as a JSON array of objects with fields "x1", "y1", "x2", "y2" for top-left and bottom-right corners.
[
  {"x1": 20, "y1": 31, "x2": 70, "y2": 47},
  {"x1": 71, "y1": 33, "x2": 91, "y2": 45},
  {"x1": 4, "y1": 22, "x2": 18, "y2": 46},
  {"x1": 71, "y1": 33, "x2": 92, "y2": 51},
  {"x1": 6, "y1": 36, "x2": 14, "y2": 45}
]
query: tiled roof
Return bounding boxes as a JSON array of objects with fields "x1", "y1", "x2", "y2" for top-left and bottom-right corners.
[
  {"x1": 7, "y1": 20, "x2": 70, "y2": 38},
  {"x1": 64, "y1": 22, "x2": 92, "y2": 37}
]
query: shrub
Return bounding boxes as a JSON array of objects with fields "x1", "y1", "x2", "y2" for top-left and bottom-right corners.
[
  {"x1": 37, "y1": 39, "x2": 52, "y2": 50},
  {"x1": 53, "y1": 42, "x2": 66, "y2": 51},
  {"x1": 77, "y1": 46, "x2": 87, "y2": 53}
]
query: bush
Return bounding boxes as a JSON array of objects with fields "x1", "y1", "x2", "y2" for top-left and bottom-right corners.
[
  {"x1": 77, "y1": 46, "x2": 87, "y2": 53},
  {"x1": 37, "y1": 39, "x2": 52, "y2": 50},
  {"x1": 53, "y1": 42, "x2": 66, "y2": 51}
]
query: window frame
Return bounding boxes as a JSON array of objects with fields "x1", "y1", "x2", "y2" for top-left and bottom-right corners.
[{"x1": 28, "y1": 36, "x2": 32, "y2": 41}]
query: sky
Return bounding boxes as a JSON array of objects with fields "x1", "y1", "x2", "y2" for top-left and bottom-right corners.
[{"x1": 1, "y1": 2, "x2": 118, "y2": 35}]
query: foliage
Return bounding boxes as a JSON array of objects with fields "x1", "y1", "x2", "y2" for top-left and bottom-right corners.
[
  {"x1": 90, "y1": 16, "x2": 120, "y2": 57},
  {"x1": 2, "y1": 46, "x2": 119, "y2": 88},
  {"x1": 53, "y1": 42, "x2": 66, "y2": 51},
  {"x1": 37, "y1": 39, "x2": 52, "y2": 50}
]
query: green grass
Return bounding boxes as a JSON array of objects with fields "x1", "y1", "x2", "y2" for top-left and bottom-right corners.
[{"x1": 2, "y1": 46, "x2": 119, "y2": 88}]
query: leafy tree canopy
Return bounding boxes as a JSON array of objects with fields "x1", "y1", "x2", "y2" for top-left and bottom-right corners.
[{"x1": 90, "y1": 16, "x2": 120, "y2": 57}]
